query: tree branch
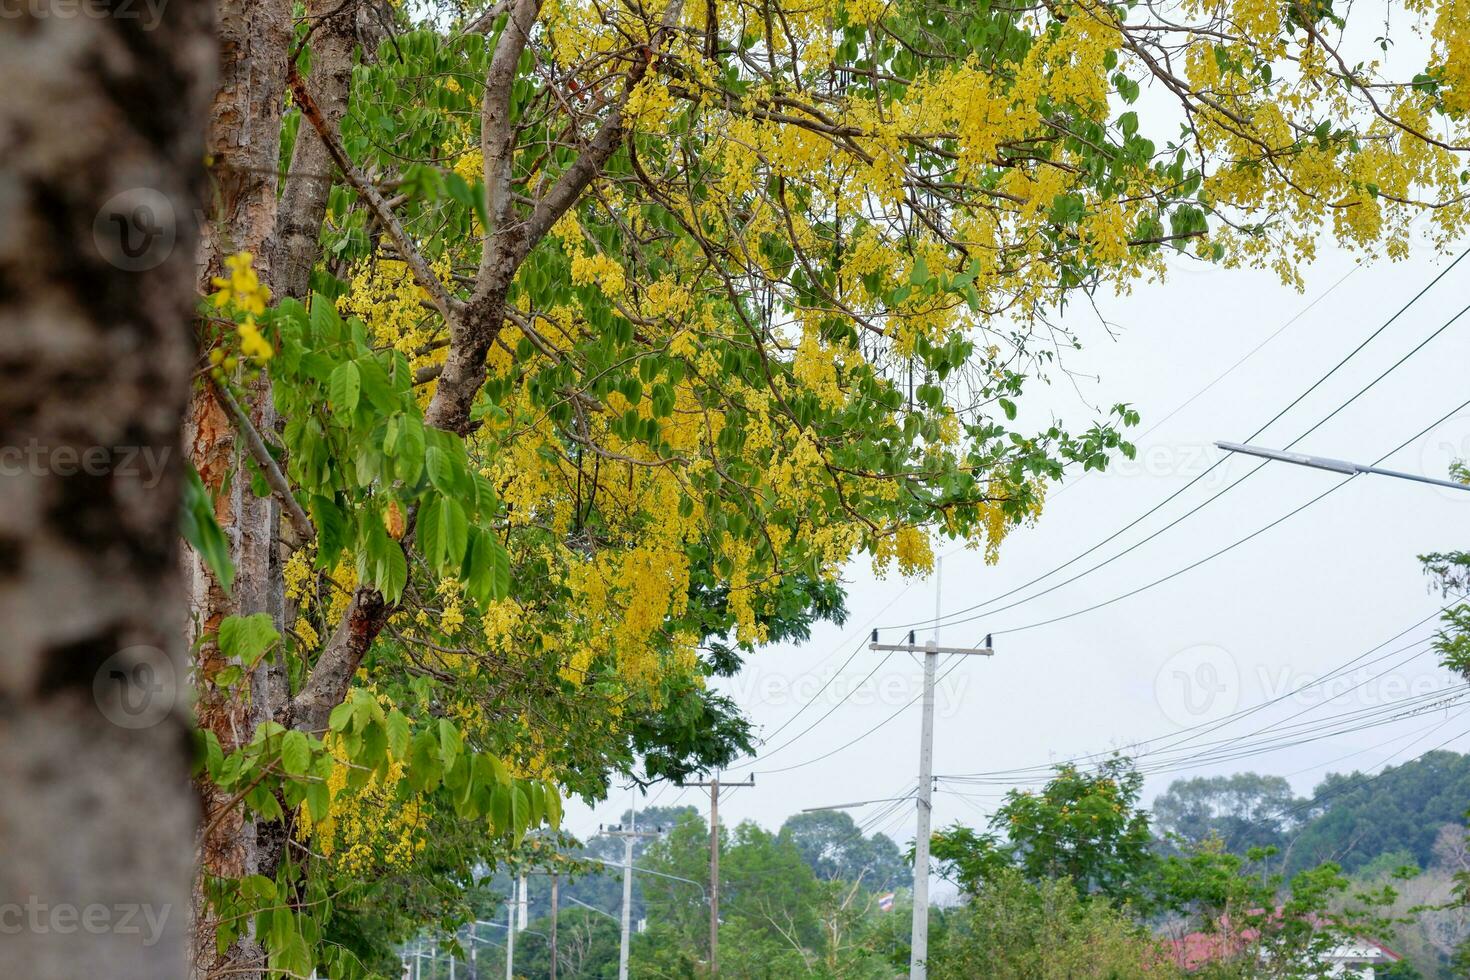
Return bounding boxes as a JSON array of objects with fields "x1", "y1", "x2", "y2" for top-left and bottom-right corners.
[
  {"x1": 286, "y1": 60, "x2": 460, "y2": 320},
  {"x1": 210, "y1": 377, "x2": 316, "y2": 544}
]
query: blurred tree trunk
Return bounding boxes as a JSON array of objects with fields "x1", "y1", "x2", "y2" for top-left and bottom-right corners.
[{"x1": 0, "y1": 4, "x2": 214, "y2": 980}]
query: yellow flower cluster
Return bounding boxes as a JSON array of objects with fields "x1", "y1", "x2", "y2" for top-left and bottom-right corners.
[
  {"x1": 306, "y1": 751, "x2": 428, "y2": 875},
  {"x1": 210, "y1": 252, "x2": 273, "y2": 364}
]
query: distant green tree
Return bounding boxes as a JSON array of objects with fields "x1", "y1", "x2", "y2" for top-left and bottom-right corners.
[
  {"x1": 1152, "y1": 774, "x2": 1303, "y2": 854},
  {"x1": 929, "y1": 868, "x2": 1176, "y2": 979},
  {"x1": 931, "y1": 757, "x2": 1156, "y2": 908},
  {"x1": 1153, "y1": 840, "x2": 1405, "y2": 980},
  {"x1": 627, "y1": 810, "x2": 906, "y2": 977},
  {"x1": 780, "y1": 809, "x2": 910, "y2": 891},
  {"x1": 515, "y1": 907, "x2": 621, "y2": 979},
  {"x1": 1285, "y1": 753, "x2": 1470, "y2": 875}
]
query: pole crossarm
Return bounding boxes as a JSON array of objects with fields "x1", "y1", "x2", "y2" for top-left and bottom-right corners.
[{"x1": 869, "y1": 642, "x2": 994, "y2": 656}]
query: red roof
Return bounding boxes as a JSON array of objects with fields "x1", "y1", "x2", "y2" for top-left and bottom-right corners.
[{"x1": 1162, "y1": 910, "x2": 1401, "y2": 970}]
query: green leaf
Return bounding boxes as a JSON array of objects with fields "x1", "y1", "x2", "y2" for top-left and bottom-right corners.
[
  {"x1": 1048, "y1": 193, "x2": 1086, "y2": 226},
  {"x1": 438, "y1": 718, "x2": 461, "y2": 770},
  {"x1": 490, "y1": 782, "x2": 511, "y2": 835},
  {"x1": 490, "y1": 535, "x2": 511, "y2": 600},
  {"x1": 202, "y1": 730, "x2": 224, "y2": 778},
  {"x1": 308, "y1": 495, "x2": 349, "y2": 564},
  {"x1": 356, "y1": 355, "x2": 396, "y2": 412},
  {"x1": 511, "y1": 784, "x2": 530, "y2": 841},
  {"x1": 386, "y1": 709, "x2": 411, "y2": 760},
  {"x1": 425, "y1": 444, "x2": 457, "y2": 494},
  {"x1": 218, "y1": 613, "x2": 279, "y2": 666},
  {"x1": 379, "y1": 540, "x2": 407, "y2": 602},
  {"x1": 418, "y1": 493, "x2": 444, "y2": 568},
  {"x1": 396, "y1": 416, "x2": 426, "y2": 484},
  {"x1": 407, "y1": 730, "x2": 443, "y2": 792},
  {"x1": 329, "y1": 701, "x2": 356, "y2": 733},
  {"x1": 304, "y1": 780, "x2": 332, "y2": 822},
  {"x1": 241, "y1": 874, "x2": 277, "y2": 902},
  {"x1": 441, "y1": 497, "x2": 469, "y2": 566},
  {"x1": 181, "y1": 462, "x2": 233, "y2": 592},
  {"x1": 329, "y1": 360, "x2": 361, "y2": 416},
  {"x1": 281, "y1": 730, "x2": 311, "y2": 776}
]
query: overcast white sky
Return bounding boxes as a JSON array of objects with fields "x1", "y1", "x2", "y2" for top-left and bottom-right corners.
[{"x1": 568, "y1": 231, "x2": 1470, "y2": 879}]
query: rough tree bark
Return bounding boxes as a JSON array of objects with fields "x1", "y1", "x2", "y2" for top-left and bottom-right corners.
[
  {"x1": 0, "y1": 3, "x2": 214, "y2": 979},
  {"x1": 186, "y1": 3, "x2": 382, "y2": 974},
  {"x1": 276, "y1": 0, "x2": 370, "y2": 303},
  {"x1": 186, "y1": 0, "x2": 292, "y2": 976}
]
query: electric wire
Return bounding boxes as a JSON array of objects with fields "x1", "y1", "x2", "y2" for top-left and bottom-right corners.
[{"x1": 881, "y1": 250, "x2": 1470, "y2": 635}]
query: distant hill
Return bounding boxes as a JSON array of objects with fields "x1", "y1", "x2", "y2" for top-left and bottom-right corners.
[{"x1": 1150, "y1": 750, "x2": 1470, "y2": 874}]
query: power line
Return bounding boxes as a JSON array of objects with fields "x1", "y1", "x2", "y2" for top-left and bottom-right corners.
[
  {"x1": 754, "y1": 657, "x2": 959, "y2": 775},
  {"x1": 983, "y1": 390, "x2": 1470, "y2": 637},
  {"x1": 720, "y1": 580, "x2": 923, "y2": 769},
  {"x1": 882, "y1": 250, "x2": 1470, "y2": 635},
  {"x1": 938, "y1": 679, "x2": 1467, "y2": 787},
  {"x1": 905, "y1": 294, "x2": 1470, "y2": 636},
  {"x1": 1266, "y1": 710, "x2": 1470, "y2": 826},
  {"x1": 936, "y1": 598, "x2": 1462, "y2": 781},
  {"x1": 736, "y1": 638, "x2": 881, "y2": 763},
  {"x1": 931, "y1": 709, "x2": 1470, "y2": 854},
  {"x1": 733, "y1": 264, "x2": 1468, "y2": 776}
]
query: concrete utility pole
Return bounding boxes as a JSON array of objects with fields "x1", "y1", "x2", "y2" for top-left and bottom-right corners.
[
  {"x1": 602, "y1": 823, "x2": 662, "y2": 980},
  {"x1": 870, "y1": 621, "x2": 992, "y2": 980},
  {"x1": 505, "y1": 875, "x2": 518, "y2": 980},
  {"x1": 549, "y1": 873, "x2": 559, "y2": 980},
  {"x1": 682, "y1": 774, "x2": 755, "y2": 976},
  {"x1": 516, "y1": 873, "x2": 528, "y2": 932}
]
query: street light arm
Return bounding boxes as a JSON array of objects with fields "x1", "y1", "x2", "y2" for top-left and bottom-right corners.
[
  {"x1": 586, "y1": 857, "x2": 710, "y2": 900},
  {"x1": 1215, "y1": 441, "x2": 1359, "y2": 474},
  {"x1": 564, "y1": 894, "x2": 620, "y2": 921},
  {"x1": 1216, "y1": 441, "x2": 1470, "y2": 491}
]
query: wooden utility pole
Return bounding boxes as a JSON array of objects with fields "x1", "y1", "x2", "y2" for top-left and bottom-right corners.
[{"x1": 682, "y1": 774, "x2": 755, "y2": 976}]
